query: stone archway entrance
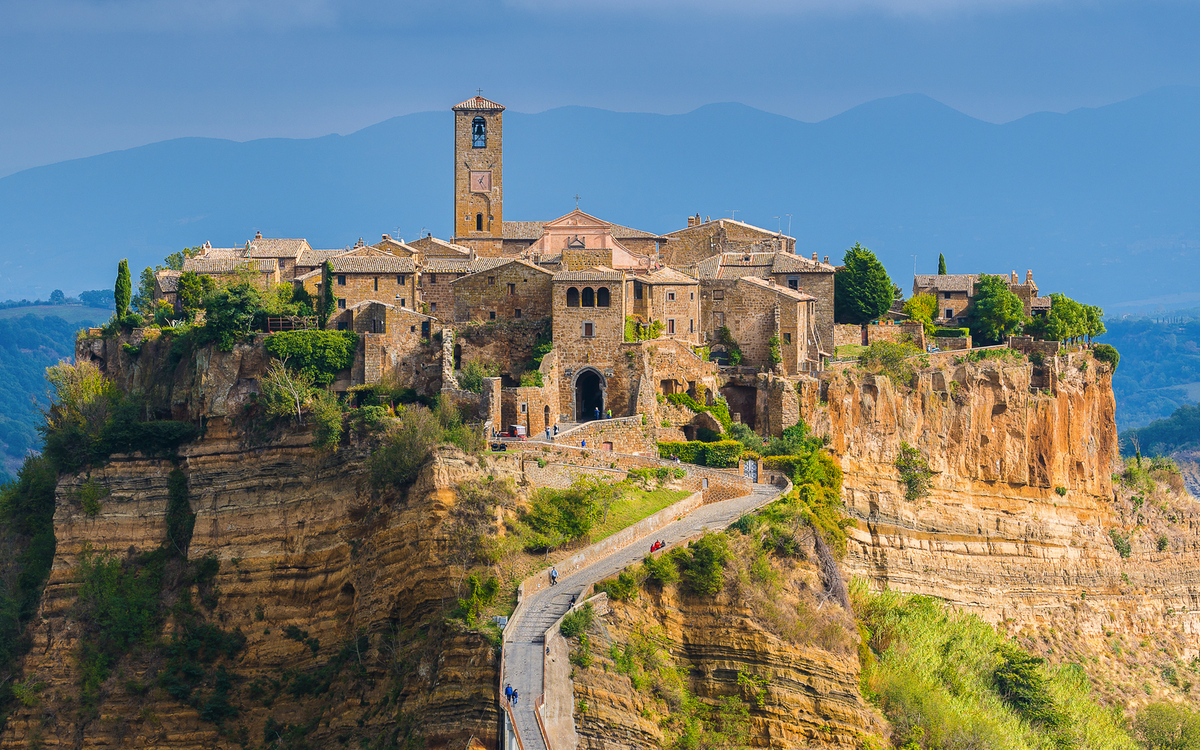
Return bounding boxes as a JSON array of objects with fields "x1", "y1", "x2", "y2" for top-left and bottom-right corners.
[{"x1": 574, "y1": 368, "x2": 605, "y2": 422}]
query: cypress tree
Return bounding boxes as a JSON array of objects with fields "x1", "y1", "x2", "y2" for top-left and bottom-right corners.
[
  {"x1": 320, "y1": 260, "x2": 337, "y2": 329},
  {"x1": 938, "y1": 253, "x2": 947, "y2": 275},
  {"x1": 114, "y1": 259, "x2": 131, "y2": 319}
]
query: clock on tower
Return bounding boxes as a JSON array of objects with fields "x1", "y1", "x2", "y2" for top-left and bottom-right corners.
[{"x1": 470, "y1": 171, "x2": 492, "y2": 193}]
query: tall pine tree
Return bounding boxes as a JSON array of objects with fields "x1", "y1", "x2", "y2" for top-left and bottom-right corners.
[
  {"x1": 938, "y1": 254, "x2": 947, "y2": 275},
  {"x1": 320, "y1": 260, "x2": 337, "y2": 329}
]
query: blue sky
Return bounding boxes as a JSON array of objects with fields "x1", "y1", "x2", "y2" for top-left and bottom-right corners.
[{"x1": 1, "y1": 0, "x2": 1198, "y2": 178}]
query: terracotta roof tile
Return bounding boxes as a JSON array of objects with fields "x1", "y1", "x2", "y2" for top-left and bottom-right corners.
[
  {"x1": 247, "y1": 238, "x2": 311, "y2": 259},
  {"x1": 329, "y1": 256, "x2": 416, "y2": 274},
  {"x1": 502, "y1": 221, "x2": 545, "y2": 240},
  {"x1": 155, "y1": 269, "x2": 182, "y2": 292},
  {"x1": 913, "y1": 274, "x2": 980, "y2": 293},
  {"x1": 771, "y1": 252, "x2": 835, "y2": 274},
  {"x1": 450, "y1": 259, "x2": 552, "y2": 284},
  {"x1": 452, "y1": 95, "x2": 506, "y2": 111},
  {"x1": 553, "y1": 266, "x2": 624, "y2": 282},
  {"x1": 644, "y1": 267, "x2": 697, "y2": 285},
  {"x1": 184, "y1": 257, "x2": 277, "y2": 274},
  {"x1": 297, "y1": 248, "x2": 348, "y2": 267}
]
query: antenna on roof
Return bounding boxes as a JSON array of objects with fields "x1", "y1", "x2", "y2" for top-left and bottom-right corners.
[
  {"x1": 726, "y1": 209, "x2": 739, "y2": 220},
  {"x1": 773, "y1": 216, "x2": 780, "y2": 233},
  {"x1": 911, "y1": 255, "x2": 918, "y2": 277},
  {"x1": 785, "y1": 214, "x2": 792, "y2": 236}
]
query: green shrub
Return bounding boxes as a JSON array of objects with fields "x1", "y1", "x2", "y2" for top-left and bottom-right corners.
[
  {"x1": 369, "y1": 405, "x2": 442, "y2": 490},
  {"x1": 524, "y1": 482, "x2": 602, "y2": 543},
  {"x1": 309, "y1": 390, "x2": 345, "y2": 452},
  {"x1": 1092, "y1": 343, "x2": 1120, "y2": 371},
  {"x1": 1055, "y1": 486, "x2": 1068, "y2": 496},
  {"x1": 767, "y1": 335, "x2": 783, "y2": 365},
  {"x1": 656, "y1": 440, "x2": 741, "y2": 468},
  {"x1": 859, "y1": 340, "x2": 924, "y2": 384},
  {"x1": 1109, "y1": 529, "x2": 1132, "y2": 558},
  {"x1": 520, "y1": 369, "x2": 544, "y2": 387},
  {"x1": 658, "y1": 441, "x2": 705, "y2": 464},
  {"x1": 993, "y1": 643, "x2": 1063, "y2": 729},
  {"x1": 664, "y1": 392, "x2": 732, "y2": 432},
  {"x1": 1158, "y1": 534, "x2": 1170, "y2": 552},
  {"x1": 624, "y1": 317, "x2": 664, "y2": 342},
  {"x1": 933, "y1": 327, "x2": 970, "y2": 338},
  {"x1": 643, "y1": 552, "x2": 680, "y2": 587},
  {"x1": 598, "y1": 570, "x2": 643, "y2": 601},
  {"x1": 894, "y1": 442, "x2": 933, "y2": 502},
  {"x1": 458, "y1": 360, "x2": 500, "y2": 393},
  {"x1": 454, "y1": 574, "x2": 500, "y2": 624},
  {"x1": 194, "y1": 283, "x2": 261, "y2": 351},
  {"x1": 677, "y1": 533, "x2": 729, "y2": 596},
  {"x1": 165, "y1": 469, "x2": 194, "y2": 556},
  {"x1": 1134, "y1": 702, "x2": 1200, "y2": 750},
  {"x1": 560, "y1": 603, "x2": 595, "y2": 638},
  {"x1": 263, "y1": 330, "x2": 358, "y2": 385}
]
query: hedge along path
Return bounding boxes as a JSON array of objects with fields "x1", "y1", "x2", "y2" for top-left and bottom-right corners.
[{"x1": 500, "y1": 460, "x2": 789, "y2": 750}]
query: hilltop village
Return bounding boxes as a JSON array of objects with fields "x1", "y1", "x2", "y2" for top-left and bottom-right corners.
[{"x1": 146, "y1": 94, "x2": 1057, "y2": 441}]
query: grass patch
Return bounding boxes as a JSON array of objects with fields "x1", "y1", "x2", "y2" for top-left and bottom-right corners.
[
  {"x1": 588, "y1": 488, "x2": 689, "y2": 544},
  {"x1": 835, "y1": 344, "x2": 867, "y2": 359}
]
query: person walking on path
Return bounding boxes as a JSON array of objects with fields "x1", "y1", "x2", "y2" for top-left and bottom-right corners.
[
  {"x1": 553, "y1": 424, "x2": 558, "y2": 436},
  {"x1": 505, "y1": 684, "x2": 512, "y2": 703},
  {"x1": 545, "y1": 427, "x2": 551, "y2": 441},
  {"x1": 606, "y1": 409, "x2": 612, "y2": 419},
  {"x1": 550, "y1": 567, "x2": 558, "y2": 586},
  {"x1": 513, "y1": 689, "x2": 519, "y2": 705}
]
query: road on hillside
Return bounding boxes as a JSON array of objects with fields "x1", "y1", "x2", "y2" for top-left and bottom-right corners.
[{"x1": 502, "y1": 480, "x2": 785, "y2": 750}]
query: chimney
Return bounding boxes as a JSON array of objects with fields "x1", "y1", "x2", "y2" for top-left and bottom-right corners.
[
  {"x1": 768, "y1": 277, "x2": 776, "y2": 286},
  {"x1": 823, "y1": 255, "x2": 830, "y2": 265},
  {"x1": 1011, "y1": 270, "x2": 1018, "y2": 284},
  {"x1": 811, "y1": 252, "x2": 817, "y2": 261},
  {"x1": 255, "y1": 231, "x2": 262, "y2": 240},
  {"x1": 202, "y1": 241, "x2": 211, "y2": 250},
  {"x1": 382, "y1": 234, "x2": 390, "y2": 241},
  {"x1": 1026, "y1": 270, "x2": 1033, "y2": 284},
  {"x1": 688, "y1": 216, "x2": 696, "y2": 228}
]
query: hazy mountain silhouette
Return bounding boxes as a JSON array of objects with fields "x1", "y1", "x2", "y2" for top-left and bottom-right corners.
[{"x1": 2, "y1": 87, "x2": 1199, "y2": 309}]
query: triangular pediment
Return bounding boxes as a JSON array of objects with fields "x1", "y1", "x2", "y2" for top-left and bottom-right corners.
[{"x1": 543, "y1": 208, "x2": 614, "y2": 230}]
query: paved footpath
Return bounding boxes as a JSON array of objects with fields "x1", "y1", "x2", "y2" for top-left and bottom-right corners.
[{"x1": 502, "y1": 480, "x2": 786, "y2": 750}]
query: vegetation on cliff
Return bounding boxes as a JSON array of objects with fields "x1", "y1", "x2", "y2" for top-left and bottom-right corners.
[
  {"x1": 1121, "y1": 404, "x2": 1200, "y2": 457},
  {"x1": 856, "y1": 586, "x2": 1137, "y2": 750}
]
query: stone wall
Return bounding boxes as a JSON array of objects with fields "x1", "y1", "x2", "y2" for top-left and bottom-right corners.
[
  {"x1": 552, "y1": 275, "x2": 630, "y2": 419},
  {"x1": 418, "y1": 270, "x2": 461, "y2": 319},
  {"x1": 451, "y1": 320, "x2": 549, "y2": 385},
  {"x1": 699, "y1": 278, "x2": 793, "y2": 370},
  {"x1": 553, "y1": 416, "x2": 656, "y2": 454},
  {"x1": 832, "y1": 322, "x2": 920, "y2": 350},
  {"x1": 562, "y1": 247, "x2": 612, "y2": 270},
  {"x1": 301, "y1": 271, "x2": 417, "y2": 329},
  {"x1": 932, "y1": 334, "x2": 971, "y2": 350},
  {"x1": 451, "y1": 261, "x2": 553, "y2": 323},
  {"x1": 773, "y1": 269, "x2": 835, "y2": 356}
]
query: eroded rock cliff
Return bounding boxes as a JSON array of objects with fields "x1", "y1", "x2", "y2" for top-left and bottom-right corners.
[{"x1": 1, "y1": 429, "x2": 510, "y2": 750}]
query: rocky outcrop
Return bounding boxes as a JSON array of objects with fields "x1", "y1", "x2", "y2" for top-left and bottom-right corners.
[
  {"x1": 1, "y1": 430, "x2": 512, "y2": 750},
  {"x1": 573, "y1": 536, "x2": 881, "y2": 750}
]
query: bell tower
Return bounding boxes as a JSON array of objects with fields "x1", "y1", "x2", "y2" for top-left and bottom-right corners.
[{"x1": 452, "y1": 94, "x2": 505, "y2": 254}]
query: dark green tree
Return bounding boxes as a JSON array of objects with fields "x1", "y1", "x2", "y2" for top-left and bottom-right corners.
[
  {"x1": 197, "y1": 283, "x2": 261, "y2": 351},
  {"x1": 320, "y1": 261, "x2": 337, "y2": 329},
  {"x1": 967, "y1": 274, "x2": 1027, "y2": 345},
  {"x1": 134, "y1": 247, "x2": 202, "y2": 317},
  {"x1": 1084, "y1": 304, "x2": 1106, "y2": 344},
  {"x1": 114, "y1": 259, "x2": 131, "y2": 319},
  {"x1": 834, "y1": 243, "x2": 894, "y2": 345},
  {"x1": 49, "y1": 290, "x2": 65, "y2": 305},
  {"x1": 176, "y1": 272, "x2": 215, "y2": 322},
  {"x1": 937, "y1": 253, "x2": 947, "y2": 275}
]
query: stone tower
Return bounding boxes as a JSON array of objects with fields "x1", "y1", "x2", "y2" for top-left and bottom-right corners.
[{"x1": 452, "y1": 94, "x2": 505, "y2": 255}]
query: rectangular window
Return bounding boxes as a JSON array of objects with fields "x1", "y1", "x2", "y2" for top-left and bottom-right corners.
[
  {"x1": 713, "y1": 289, "x2": 724, "y2": 300},
  {"x1": 690, "y1": 292, "x2": 695, "y2": 300},
  {"x1": 634, "y1": 281, "x2": 643, "y2": 300},
  {"x1": 667, "y1": 291, "x2": 676, "y2": 301},
  {"x1": 507, "y1": 282, "x2": 516, "y2": 295},
  {"x1": 373, "y1": 277, "x2": 379, "y2": 291},
  {"x1": 397, "y1": 274, "x2": 405, "y2": 286},
  {"x1": 337, "y1": 274, "x2": 346, "y2": 286},
  {"x1": 945, "y1": 308, "x2": 953, "y2": 318},
  {"x1": 431, "y1": 302, "x2": 437, "y2": 312},
  {"x1": 689, "y1": 319, "x2": 694, "y2": 333},
  {"x1": 337, "y1": 298, "x2": 346, "y2": 309},
  {"x1": 521, "y1": 403, "x2": 527, "y2": 414},
  {"x1": 583, "y1": 321, "x2": 594, "y2": 337},
  {"x1": 488, "y1": 276, "x2": 496, "y2": 286},
  {"x1": 515, "y1": 309, "x2": 522, "y2": 319},
  {"x1": 787, "y1": 276, "x2": 799, "y2": 290},
  {"x1": 784, "y1": 332, "x2": 791, "y2": 344},
  {"x1": 489, "y1": 311, "x2": 496, "y2": 320},
  {"x1": 336, "y1": 321, "x2": 347, "y2": 330},
  {"x1": 400, "y1": 298, "x2": 406, "y2": 308},
  {"x1": 715, "y1": 311, "x2": 725, "y2": 327},
  {"x1": 667, "y1": 319, "x2": 675, "y2": 334},
  {"x1": 429, "y1": 274, "x2": 437, "y2": 284},
  {"x1": 410, "y1": 325, "x2": 416, "y2": 332},
  {"x1": 377, "y1": 320, "x2": 386, "y2": 334},
  {"x1": 943, "y1": 291, "x2": 951, "y2": 299}
]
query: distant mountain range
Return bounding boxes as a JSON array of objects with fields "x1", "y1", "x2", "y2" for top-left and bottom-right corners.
[{"x1": 2, "y1": 87, "x2": 1200, "y2": 310}]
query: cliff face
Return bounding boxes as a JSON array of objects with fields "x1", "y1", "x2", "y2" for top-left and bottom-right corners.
[
  {"x1": 1, "y1": 429, "x2": 509, "y2": 750},
  {"x1": 572, "y1": 535, "x2": 881, "y2": 750},
  {"x1": 805, "y1": 354, "x2": 1200, "y2": 704}
]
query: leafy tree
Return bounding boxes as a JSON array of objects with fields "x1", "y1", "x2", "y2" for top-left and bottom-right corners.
[
  {"x1": 967, "y1": 274, "x2": 1027, "y2": 345},
  {"x1": 114, "y1": 259, "x2": 131, "y2": 319},
  {"x1": 195, "y1": 283, "x2": 261, "y2": 351},
  {"x1": 369, "y1": 405, "x2": 442, "y2": 489},
  {"x1": 320, "y1": 261, "x2": 336, "y2": 329},
  {"x1": 834, "y1": 244, "x2": 894, "y2": 344},
  {"x1": 258, "y1": 360, "x2": 314, "y2": 423},
  {"x1": 894, "y1": 442, "x2": 933, "y2": 501},
  {"x1": 1084, "y1": 304, "x2": 1106, "y2": 344},
  {"x1": 49, "y1": 289, "x2": 65, "y2": 305},
  {"x1": 1033, "y1": 293, "x2": 1086, "y2": 344},
  {"x1": 79, "y1": 290, "x2": 114, "y2": 309},
  {"x1": 992, "y1": 643, "x2": 1063, "y2": 729},
  {"x1": 938, "y1": 253, "x2": 947, "y2": 275},
  {"x1": 1135, "y1": 701, "x2": 1200, "y2": 750},
  {"x1": 902, "y1": 293, "x2": 938, "y2": 336},
  {"x1": 1093, "y1": 343, "x2": 1119, "y2": 371},
  {"x1": 176, "y1": 271, "x2": 215, "y2": 321}
]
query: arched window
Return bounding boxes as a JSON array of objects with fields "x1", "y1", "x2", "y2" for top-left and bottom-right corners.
[
  {"x1": 566, "y1": 287, "x2": 579, "y2": 307},
  {"x1": 582, "y1": 287, "x2": 595, "y2": 307},
  {"x1": 472, "y1": 116, "x2": 486, "y2": 148},
  {"x1": 596, "y1": 287, "x2": 610, "y2": 307},
  {"x1": 475, "y1": 213, "x2": 483, "y2": 232}
]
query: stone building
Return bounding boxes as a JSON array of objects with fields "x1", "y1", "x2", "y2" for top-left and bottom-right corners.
[
  {"x1": 154, "y1": 270, "x2": 182, "y2": 312},
  {"x1": 370, "y1": 234, "x2": 418, "y2": 259},
  {"x1": 296, "y1": 251, "x2": 419, "y2": 330},
  {"x1": 181, "y1": 256, "x2": 280, "y2": 288},
  {"x1": 419, "y1": 256, "x2": 510, "y2": 319},
  {"x1": 913, "y1": 270, "x2": 1048, "y2": 326},
  {"x1": 699, "y1": 276, "x2": 819, "y2": 374},
  {"x1": 690, "y1": 251, "x2": 835, "y2": 358},
  {"x1": 450, "y1": 259, "x2": 553, "y2": 323},
  {"x1": 407, "y1": 235, "x2": 471, "y2": 262},
  {"x1": 551, "y1": 267, "x2": 628, "y2": 421},
  {"x1": 452, "y1": 95, "x2": 506, "y2": 255},
  {"x1": 502, "y1": 217, "x2": 666, "y2": 260},
  {"x1": 521, "y1": 209, "x2": 655, "y2": 273},
  {"x1": 661, "y1": 216, "x2": 795, "y2": 267},
  {"x1": 348, "y1": 301, "x2": 438, "y2": 386},
  {"x1": 627, "y1": 267, "x2": 701, "y2": 345}
]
